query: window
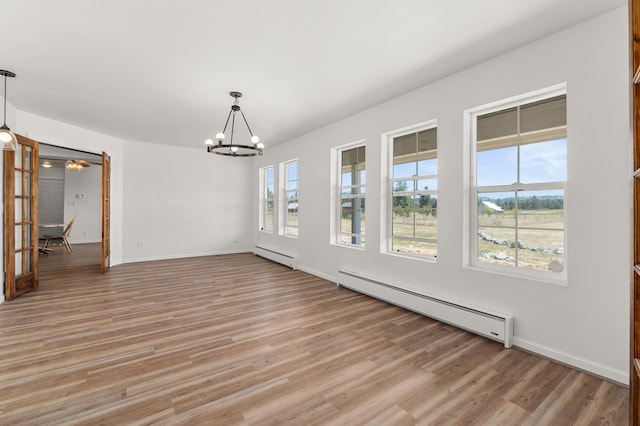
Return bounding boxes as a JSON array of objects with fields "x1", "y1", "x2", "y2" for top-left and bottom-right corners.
[
  {"x1": 280, "y1": 160, "x2": 299, "y2": 237},
  {"x1": 259, "y1": 165, "x2": 274, "y2": 233},
  {"x1": 388, "y1": 123, "x2": 438, "y2": 258},
  {"x1": 337, "y1": 144, "x2": 366, "y2": 247},
  {"x1": 469, "y1": 88, "x2": 566, "y2": 278}
]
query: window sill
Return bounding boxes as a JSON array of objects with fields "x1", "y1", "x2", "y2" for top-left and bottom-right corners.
[
  {"x1": 278, "y1": 233, "x2": 298, "y2": 240},
  {"x1": 332, "y1": 242, "x2": 365, "y2": 251},
  {"x1": 464, "y1": 263, "x2": 567, "y2": 286},
  {"x1": 383, "y1": 251, "x2": 437, "y2": 263}
]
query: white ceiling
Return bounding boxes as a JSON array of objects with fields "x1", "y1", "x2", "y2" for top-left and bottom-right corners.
[{"x1": 2, "y1": 0, "x2": 626, "y2": 150}]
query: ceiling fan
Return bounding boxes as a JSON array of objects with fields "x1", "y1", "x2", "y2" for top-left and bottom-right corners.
[{"x1": 65, "y1": 159, "x2": 101, "y2": 171}]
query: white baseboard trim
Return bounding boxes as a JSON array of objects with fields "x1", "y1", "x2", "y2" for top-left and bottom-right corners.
[
  {"x1": 512, "y1": 337, "x2": 627, "y2": 385},
  {"x1": 68, "y1": 239, "x2": 102, "y2": 244},
  {"x1": 296, "y1": 265, "x2": 336, "y2": 283},
  {"x1": 123, "y1": 248, "x2": 248, "y2": 264}
]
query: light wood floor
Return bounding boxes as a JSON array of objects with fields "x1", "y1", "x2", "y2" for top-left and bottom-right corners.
[{"x1": 0, "y1": 244, "x2": 629, "y2": 425}]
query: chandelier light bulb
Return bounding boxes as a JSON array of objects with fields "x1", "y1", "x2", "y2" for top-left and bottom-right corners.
[
  {"x1": 231, "y1": 146, "x2": 239, "y2": 153},
  {"x1": 251, "y1": 135, "x2": 260, "y2": 144},
  {"x1": 256, "y1": 142, "x2": 264, "y2": 150},
  {"x1": 205, "y1": 138, "x2": 214, "y2": 146},
  {"x1": 0, "y1": 130, "x2": 13, "y2": 143},
  {"x1": 216, "y1": 132, "x2": 225, "y2": 140},
  {"x1": 0, "y1": 127, "x2": 17, "y2": 150}
]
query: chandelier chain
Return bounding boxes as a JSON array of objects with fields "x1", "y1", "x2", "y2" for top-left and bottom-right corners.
[{"x1": 3, "y1": 73, "x2": 6, "y2": 125}]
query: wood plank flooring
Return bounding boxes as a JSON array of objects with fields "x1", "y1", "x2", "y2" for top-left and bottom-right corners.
[{"x1": 0, "y1": 244, "x2": 629, "y2": 425}]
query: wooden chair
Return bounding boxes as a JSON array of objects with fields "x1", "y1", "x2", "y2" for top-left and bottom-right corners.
[{"x1": 42, "y1": 215, "x2": 77, "y2": 254}]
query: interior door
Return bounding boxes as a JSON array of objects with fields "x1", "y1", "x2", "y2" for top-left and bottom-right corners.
[
  {"x1": 101, "y1": 151, "x2": 110, "y2": 274},
  {"x1": 4, "y1": 134, "x2": 39, "y2": 300}
]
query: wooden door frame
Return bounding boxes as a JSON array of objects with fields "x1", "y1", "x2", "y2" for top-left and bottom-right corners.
[
  {"x1": 101, "y1": 152, "x2": 110, "y2": 274},
  {"x1": 6, "y1": 142, "x2": 112, "y2": 289},
  {"x1": 4, "y1": 135, "x2": 39, "y2": 300}
]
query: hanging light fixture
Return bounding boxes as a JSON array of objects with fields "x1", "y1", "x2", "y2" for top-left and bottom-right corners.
[
  {"x1": 205, "y1": 91, "x2": 264, "y2": 157},
  {"x1": 66, "y1": 160, "x2": 86, "y2": 171},
  {"x1": 0, "y1": 70, "x2": 17, "y2": 151}
]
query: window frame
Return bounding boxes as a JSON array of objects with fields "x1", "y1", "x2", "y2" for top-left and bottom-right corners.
[
  {"x1": 258, "y1": 165, "x2": 275, "y2": 233},
  {"x1": 332, "y1": 141, "x2": 366, "y2": 249},
  {"x1": 382, "y1": 119, "x2": 438, "y2": 261},
  {"x1": 464, "y1": 84, "x2": 568, "y2": 284},
  {"x1": 279, "y1": 159, "x2": 299, "y2": 238}
]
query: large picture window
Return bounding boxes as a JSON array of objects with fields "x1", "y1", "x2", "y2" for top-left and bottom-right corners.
[
  {"x1": 337, "y1": 144, "x2": 366, "y2": 247},
  {"x1": 280, "y1": 160, "x2": 299, "y2": 238},
  {"x1": 259, "y1": 165, "x2": 274, "y2": 233},
  {"x1": 389, "y1": 124, "x2": 438, "y2": 258},
  {"x1": 470, "y1": 88, "x2": 566, "y2": 277}
]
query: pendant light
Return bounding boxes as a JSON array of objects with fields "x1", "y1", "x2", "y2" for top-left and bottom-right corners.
[
  {"x1": 205, "y1": 91, "x2": 264, "y2": 157},
  {"x1": 0, "y1": 70, "x2": 17, "y2": 151}
]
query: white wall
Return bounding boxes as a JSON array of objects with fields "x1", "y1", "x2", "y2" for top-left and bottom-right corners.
[
  {"x1": 251, "y1": 8, "x2": 630, "y2": 383},
  {"x1": 38, "y1": 164, "x2": 64, "y2": 240},
  {"x1": 15, "y1": 111, "x2": 125, "y2": 266},
  {"x1": 122, "y1": 140, "x2": 253, "y2": 262},
  {"x1": 39, "y1": 164, "x2": 65, "y2": 180},
  {"x1": 64, "y1": 166, "x2": 102, "y2": 244}
]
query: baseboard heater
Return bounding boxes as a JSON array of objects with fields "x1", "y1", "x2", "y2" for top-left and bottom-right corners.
[
  {"x1": 337, "y1": 269, "x2": 513, "y2": 348},
  {"x1": 254, "y1": 246, "x2": 298, "y2": 269}
]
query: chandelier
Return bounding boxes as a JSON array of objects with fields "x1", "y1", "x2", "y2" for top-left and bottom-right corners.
[
  {"x1": 205, "y1": 91, "x2": 264, "y2": 157},
  {"x1": 65, "y1": 159, "x2": 99, "y2": 171},
  {"x1": 0, "y1": 70, "x2": 17, "y2": 151},
  {"x1": 66, "y1": 160, "x2": 86, "y2": 171}
]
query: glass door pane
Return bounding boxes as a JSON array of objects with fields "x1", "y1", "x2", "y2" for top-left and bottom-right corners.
[
  {"x1": 15, "y1": 171, "x2": 22, "y2": 195},
  {"x1": 15, "y1": 252, "x2": 22, "y2": 276}
]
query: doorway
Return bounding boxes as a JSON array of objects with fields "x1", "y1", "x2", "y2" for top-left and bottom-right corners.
[
  {"x1": 38, "y1": 144, "x2": 104, "y2": 272},
  {"x1": 4, "y1": 138, "x2": 111, "y2": 300}
]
